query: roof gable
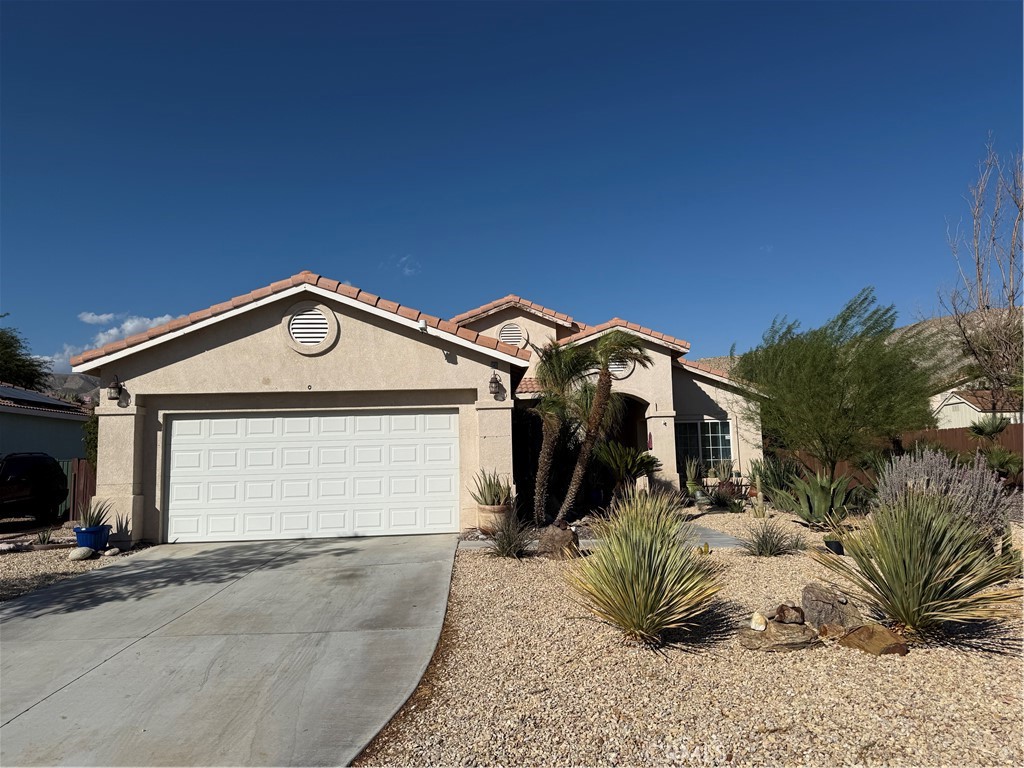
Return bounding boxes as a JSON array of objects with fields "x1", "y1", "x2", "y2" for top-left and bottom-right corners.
[
  {"x1": 451, "y1": 295, "x2": 585, "y2": 330},
  {"x1": 71, "y1": 271, "x2": 531, "y2": 372},
  {"x1": 559, "y1": 318, "x2": 691, "y2": 355}
]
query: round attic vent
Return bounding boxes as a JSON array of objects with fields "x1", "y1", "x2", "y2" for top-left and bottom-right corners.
[
  {"x1": 498, "y1": 322, "x2": 528, "y2": 348},
  {"x1": 609, "y1": 359, "x2": 635, "y2": 380},
  {"x1": 289, "y1": 308, "x2": 330, "y2": 345}
]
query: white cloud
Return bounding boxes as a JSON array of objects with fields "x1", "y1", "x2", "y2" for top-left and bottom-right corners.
[
  {"x1": 40, "y1": 344, "x2": 85, "y2": 374},
  {"x1": 92, "y1": 315, "x2": 176, "y2": 347},
  {"x1": 380, "y1": 254, "x2": 422, "y2": 277},
  {"x1": 78, "y1": 311, "x2": 119, "y2": 325}
]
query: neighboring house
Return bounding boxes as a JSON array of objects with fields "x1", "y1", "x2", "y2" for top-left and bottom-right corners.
[
  {"x1": 0, "y1": 383, "x2": 89, "y2": 458},
  {"x1": 70, "y1": 271, "x2": 761, "y2": 544},
  {"x1": 930, "y1": 389, "x2": 1024, "y2": 430}
]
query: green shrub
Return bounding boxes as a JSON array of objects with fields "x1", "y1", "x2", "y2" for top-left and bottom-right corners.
[
  {"x1": 748, "y1": 455, "x2": 802, "y2": 504},
  {"x1": 706, "y1": 481, "x2": 741, "y2": 510},
  {"x1": 566, "y1": 490, "x2": 722, "y2": 646},
  {"x1": 984, "y1": 446, "x2": 1023, "y2": 479},
  {"x1": 739, "y1": 519, "x2": 805, "y2": 557},
  {"x1": 684, "y1": 456, "x2": 703, "y2": 485},
  {"x1": 770, "y1": 471, "x2": 852, "y2": 529},
  {"x1": 813, "y1": 492, "x2": 1023, "y2": 637},
  {"x1": 594, "y1": 441, "x2": 662, "y2": 495},
  {"x1": 485, "y1": 511, "x2": 534, "y2": 559},
  {"x1": 35, "y1": 528, "x2": 54, "y2": 545}
]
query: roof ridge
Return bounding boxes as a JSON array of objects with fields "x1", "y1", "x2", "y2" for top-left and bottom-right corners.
[
  {"x1": 559, "y1": 317, "x2": 691, "y2": 353},
  {"x1": 450, "y1": 294, "x2": 582, "y2": 327},
  {"x1": 70, "y1": 271, "x2": 531, "y2": 367}
]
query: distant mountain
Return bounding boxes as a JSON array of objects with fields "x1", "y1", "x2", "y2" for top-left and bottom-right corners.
[{"x1": 47, "y1": 373, "x2": 100, "y2": 406}]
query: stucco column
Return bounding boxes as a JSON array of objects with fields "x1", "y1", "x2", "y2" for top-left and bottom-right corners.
[
  {"x1": 645, "y1": 408, "x2": 679, "y2": 488},
  {"x1": 94, "y1": 403, "x2": 147, "y2": 543},
  {"x1": 473, "y1": 389, "x2": 515, "y2": 528}
]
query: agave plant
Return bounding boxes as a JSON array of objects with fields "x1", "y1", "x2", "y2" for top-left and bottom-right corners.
[
  {"x1": 684, "y1": 456, "x2": 703, "y2": 485},
  {"x1": 35, "y1": 528, "x2": 55, "y2": 545},
  {"x1": 565, "y1": 489, "x2": 722, "y2": 646},
  {"x1": 485, "y1": 508, "x2": 535, "y2": 559},
  {"x1": 468, "y1": 469, "x2": 512, "y2": 507},
  {"x1": 78, "y1": 499, "x2": 114, "y2": 529},
  {"x1": 813, "y1": 492, "x2": 1023, "y2": 637},
  {"x1": 594, "y1": 441, "x2": 662, "y2": 496},
  {"x1": 748, "y1": 455, "x2": 802, "y2": 504},
  {"x1": 770, "y1": 471, "x2": 852, "y2": 529}
]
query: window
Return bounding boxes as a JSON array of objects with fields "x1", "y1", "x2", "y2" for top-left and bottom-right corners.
[{"x1": 674, "y1": 420, "x2": 732, "y2": 472}]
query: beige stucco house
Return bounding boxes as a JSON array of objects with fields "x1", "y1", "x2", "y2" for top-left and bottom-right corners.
[{"x1": 71, "y1": 271, "x2": 761, "y2": 544}]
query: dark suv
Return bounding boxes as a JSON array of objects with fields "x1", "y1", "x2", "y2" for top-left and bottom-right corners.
[{"x1": 0, "y1": 453, "x2": 69, "y2": 524}]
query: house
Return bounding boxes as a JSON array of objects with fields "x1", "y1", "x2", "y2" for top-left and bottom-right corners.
[
  {"x1": 70, "y1": 271, "x2": 761, "y2": 544},
  {"x1": 930, "y1": 389, "x2": 1023, "y2": 430},
  {"x1": 0, "y1": 383, "x2": 89, "y2": 458}
]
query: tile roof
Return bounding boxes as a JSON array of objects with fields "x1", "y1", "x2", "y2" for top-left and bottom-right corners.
[
  {"x1": 953, "y1": 389, "x2": 1023, "y2": 412},
  {"x1": 677, "y1": 358, "x2": 733, "y2": 379},
  {"x1": 451, "y1": 295, "x2": 586, "y2": 329},
  {"x1": 515, "y1": 377, "x2": 544, "y2": 395},
  {"x1": 559, "y1": 318, "x2": 691, "y2": 354},
  {"x1": 70, "y1": 271, "x2": 532, "y2": 367}
]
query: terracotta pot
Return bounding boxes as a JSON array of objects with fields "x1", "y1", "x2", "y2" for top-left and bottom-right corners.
[{"x1": 477, "y1": 504, "x2": 512, "y2": 531}]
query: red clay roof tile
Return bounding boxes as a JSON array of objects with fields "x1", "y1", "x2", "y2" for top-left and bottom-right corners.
[
  {"x1": 69, "y1": 271, "x2": 532, "y2": 368},
  {"x1": 560, "y1": 318, "x2": 691, "y2": 354},
  {"x1": 450, "y1": 294, "x2": 581, "y2": 328}
]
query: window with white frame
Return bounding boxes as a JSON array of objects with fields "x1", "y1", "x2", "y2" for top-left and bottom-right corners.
[{"x1": 674, "y1": 420, "x2": 732, "y2": 472}]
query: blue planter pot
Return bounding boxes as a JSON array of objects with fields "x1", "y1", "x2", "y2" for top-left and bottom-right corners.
[{"x1": 74, "y1": 525, "x2": 112, "y2": 551}]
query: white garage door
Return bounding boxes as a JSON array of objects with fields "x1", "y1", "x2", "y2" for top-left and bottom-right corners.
[{"x1": 165, "y1": 409, "x2": 460, "y2": 542}]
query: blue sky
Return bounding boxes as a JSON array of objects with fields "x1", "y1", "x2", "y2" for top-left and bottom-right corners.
[{"x1": 1, "y1": 0, "x2": 1020, "y2": 371}]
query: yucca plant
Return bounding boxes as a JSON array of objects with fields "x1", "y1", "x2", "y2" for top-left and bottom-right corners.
[
  {"x1": 771, "y1": 471, "x2": 852, "y2": 529},
  {"x1": 485, "y1": 509, "x2": 535, "y2": 559},
  {"x1": 684, "y1": 456, "x2": 703, "y2": 486},
  {"x1": 739, "y1": 519, "x2": 805, "y2": 557},
  {"x1": 566, "y1": 489, "x2": 722, "y2": 646},
  {"x1": 468, "y1": 469, "x2": 512, "y2": 507},
  {"x1": 79, "y1": 499, "x2": 114, "y2": 529},
  {"x1": 748, "y1": 455, "x2": 802, "y2": 504},
  {"x1": 813, "y1": 492, "x2": 1023, "y2": 637}
]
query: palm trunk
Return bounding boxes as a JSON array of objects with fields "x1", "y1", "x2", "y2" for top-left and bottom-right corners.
[
  {"x1": 556, "y1": 370, "x2": 613, "y2": 522},
  {"x1": 533, "y1": 418, "x2": 560, "y2": 526}
]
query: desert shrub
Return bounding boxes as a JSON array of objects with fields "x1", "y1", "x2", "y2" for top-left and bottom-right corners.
[
  {"x1": 748, "y1": 455, "x2": 802, "y2": 503},
  {"x1": 739, "y1": 519, "x2": 805, "y2": 557},
  {"x1": 873, "y1": 449, "x2": 1018, "y2": 543},
  {"x1": 983, "y1": 446, "x2": 1023, "y2": 480},
  {"x1": 769, "y1": 471, "x2": 852, "y2": 529},
  {"x1": 485, "y1": 511, "x2": 534, "y2": 559},
  {"x1": 594, "y1": 441, "x2": 662, "y2": 495},
  {"x1": 566, "y1": 489, "x2": 722, "y2": 646},
  {"x1": 813, "y1": 492, "x2": 1023, "y2": 637},
  {"x1": 468, "y1": 469, "x2": 512, "y2": 506}
]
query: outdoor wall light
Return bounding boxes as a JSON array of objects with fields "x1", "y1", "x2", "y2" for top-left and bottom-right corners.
[
  {"x1": 488, "y1": 371, "x2": 501, "y2": 396},
  {"x1": 107, "y1": 376, "x2": 123, "y2": 401}
]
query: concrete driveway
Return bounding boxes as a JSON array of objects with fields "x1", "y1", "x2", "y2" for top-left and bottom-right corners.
[{"x1": 0, "y1": 535, "x2": 457, "y2": 767}]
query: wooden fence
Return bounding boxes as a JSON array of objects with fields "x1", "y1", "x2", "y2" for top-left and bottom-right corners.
[
  {"x1": 58, "y1": 458, "x2": 96, "y2": 521},
  {"x1": 900, "y1": 424, "x2": 1022, "y2": 454}
]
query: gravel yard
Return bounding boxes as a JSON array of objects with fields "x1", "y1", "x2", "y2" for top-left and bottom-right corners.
[
  {"x1": 357, "y1": 516, "x2": 1024, "y2": 767},
  {"x1": 0, "y1": 522, "x2": 143, "y2": 602}
]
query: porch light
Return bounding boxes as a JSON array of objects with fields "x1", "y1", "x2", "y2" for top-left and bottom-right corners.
[
  {"x1": 107, "y1": 376, "x2": 123, "y2": 401},
  {"x1": 488, "y1": 371, "x2": 501, "y2": 396}
]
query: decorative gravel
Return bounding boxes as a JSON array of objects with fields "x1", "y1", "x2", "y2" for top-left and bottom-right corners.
[
  {"x1": 0, "y1": 546, "x2": 140, "y2": 602},
  {"x1": 356, "y1": 523, "x2": 1024, "y2": 767}
]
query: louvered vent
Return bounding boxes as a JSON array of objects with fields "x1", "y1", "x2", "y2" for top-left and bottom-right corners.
[
  {"x1": 289, "y1": 308, "x2": 330, "y2": 345},
  {"x1": 609, "y1": 359, "x2": 634, "y2": 379},
  {"x1": 498, "y1": 323, "x2": 527, "y2": 347}
]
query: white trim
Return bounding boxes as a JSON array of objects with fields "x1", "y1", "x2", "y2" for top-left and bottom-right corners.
[
  {"x1": 569, "y1": 326, "x2": 688, "y2": 354},
  {"x1": 72, "y1": 284, "x2": 529, "y2": 372},
  {"x1": 457, "y1": 301, "x2": 575, "y2": 328}
]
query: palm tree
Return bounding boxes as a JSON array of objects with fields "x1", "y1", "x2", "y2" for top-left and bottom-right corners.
[
  {"x1": 555, "y1": 330, "x2": 652, "y2": 522},
  {"x1": 968, "y1": 413, "x2": 1011, "y2": 444},
  {"x1": 530, "y1": 342, "x2": 597, "y2": 525}
]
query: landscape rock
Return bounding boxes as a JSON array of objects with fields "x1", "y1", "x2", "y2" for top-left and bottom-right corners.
[
  {"x1": 750, "y1": 612, "x2": 768, "y2": 631},
  {"x1": 802, "y1": 582, "x2": 863, "y2": 630},
  {"x1": 537, "y1": 525, "x2": 580, "y2": 559},
  {"x1": 774, "y1": 604, "x2": 805, "y2": 624},
  {"x1": 817, "y1": 623, "x2": 849, "y2": 640},
  {"x1": 69, "y1": 547, "x2": 95, "y2": 561},
  {"x1": 839, "y1": 623, "x2": 909, "y2": 657},
  {"x1": 101, "y1": 548, "x2": 120, "y2": 557},
  {"x1": 739, "y1": 620, "x2": 821, "y2": 652}
]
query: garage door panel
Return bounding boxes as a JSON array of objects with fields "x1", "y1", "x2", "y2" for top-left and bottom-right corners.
[{"x1": 166, "y1": 409, "x2": 459, "y2": 542}]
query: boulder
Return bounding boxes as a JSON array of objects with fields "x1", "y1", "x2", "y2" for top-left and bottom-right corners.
[
  {"x1": 69, "y1": 547, "x2": 95, "y2": 561},
  {"x1": 774, "y1": 604, "x2": 806, "y2": 624},
  {"x1": 839, "y1": 623, "x2": 909, "y2": 657},
  {"x1": 739, "y1": 620, "x2": 821, "y2": 652},
  {"x1": 750, "y1": 612, "x2": 768, "y2": 631},
  {"x1": 537, "y1": 525, "x2": 580, "y2": 559},
  {"x1": 801, "y1": 582, "x2": 863, "y2": 630},
  {"x1": 101, "y1": 548, "x2": 120, "y2": 557}
]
